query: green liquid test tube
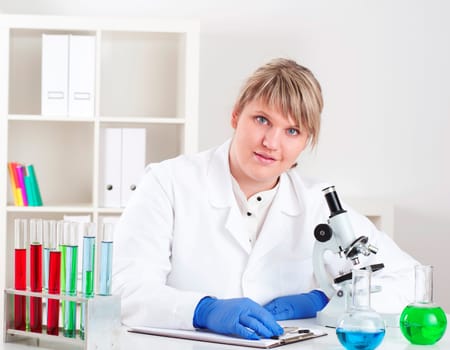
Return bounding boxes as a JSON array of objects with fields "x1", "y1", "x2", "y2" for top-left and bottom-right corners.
[
  {"x1": 80, "y1": 223, "x2": 96, "y2": 340},
  {"x1": 58, "y1": 221, "x2": 69, "y2": 328},
  {"x1": 63, "y1": 222, "x2": 78, "y2": 338}
]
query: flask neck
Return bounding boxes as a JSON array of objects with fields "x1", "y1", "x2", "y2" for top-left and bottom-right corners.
[
  {"x1": 351, "y1": 269, "x2": 371, "y2": 310},
  {"x1": 414, "y1": 265, "x2": 434, "y2": 305}
]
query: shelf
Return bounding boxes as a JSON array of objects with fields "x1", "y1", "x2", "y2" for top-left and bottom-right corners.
[
  {"x1": 99, "y1": 31, "x2": 186, "y2": 118},
  {"x1": 0, "y1": 14, "x2": 199, "y2": 342},
  {"x1": 7, "y1": 26, "x2": 195, "y2": 119},
  {"x1": 8, "y1": 114, "x2": 96, "y2": 122},
  {"x1": 99, "y1": 116, "x2": 186, "y2": 124},
  {"x1": 7, "y1": 121, "x2": 94, "y2": 206},
  {"x1": 97, "y1": 208, "x2": 124, "y2": 214},
  {"x1": 6, "y1": 206, "x2": 126, "y2": 215},
  {"x1": 6, "y1": 205, "x2": 94, "y2": 213},
  {"x1": 0, "y1": 14, "x2": 200, "y2": 33},
  {"x1": 8, "y1": 114, "x2": 187, "y2": 124}
]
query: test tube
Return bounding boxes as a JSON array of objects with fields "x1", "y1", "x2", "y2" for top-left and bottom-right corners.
[
  {"x1": 29, "y1": 218, "x2": 43, "y2": 333},
  {"x1": 46, "y1": 221, "x2": 61, "y2": 336},
  {"x1": 98, "y1": 222, "x2": 114, "y2": 296},
  {"x1": 63, "y1": 222, "x2": 78, "y2": 338},
  {"x1": 59, "y1": 221, "x2": 68, "y2": 321},
  {"x1": 43, "y1": 220, "x2": 57, "y2": 292},
  {"x1": 14, "y1": 218, "x2": 27, "y2": 331},
  {"x1": 80, "y1": 222, "x2": 96, "y2": 340}
]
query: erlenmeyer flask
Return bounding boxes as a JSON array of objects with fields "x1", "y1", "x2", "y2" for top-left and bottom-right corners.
[
  {"x1": 399, "y1": 265, "x2": 447, "y2": 345},
  {"x1": 336, "y1": 269, "x2": 385, "y2": 350}
]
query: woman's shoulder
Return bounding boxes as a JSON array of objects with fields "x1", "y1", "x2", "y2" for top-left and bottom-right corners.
[
  {"x1": 145, "y1": 140, "x2": 229, "y2": 185},
  {"x1": 286, "y1": 168, "x2": 331, "y2": 194}
]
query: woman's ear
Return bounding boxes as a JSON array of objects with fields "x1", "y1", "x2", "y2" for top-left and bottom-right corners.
[{"x1": 231, "y1": 110, "x2": 239, "y2": 129}]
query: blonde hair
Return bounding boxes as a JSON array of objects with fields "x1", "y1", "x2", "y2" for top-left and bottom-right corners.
[{"x1": 233, "y1": 58, "x2": 323, "y2": 147}]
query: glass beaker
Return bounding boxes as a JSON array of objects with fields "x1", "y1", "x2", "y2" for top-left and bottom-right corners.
[
  {"x1": 336, "y1": 269, "x2": 385, "y2": 350},
  {"x1": 399, "y1": 265, "x2": 447, "y2": 345}
]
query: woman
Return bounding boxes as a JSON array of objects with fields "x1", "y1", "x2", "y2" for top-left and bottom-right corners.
[{"x1": 112, "y1": 58, "x2": 417, "y2": 339}]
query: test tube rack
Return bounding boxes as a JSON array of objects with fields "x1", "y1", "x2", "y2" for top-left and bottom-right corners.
[{"x1": 3, "y1": 288, "x2": 121, "y2": 350}]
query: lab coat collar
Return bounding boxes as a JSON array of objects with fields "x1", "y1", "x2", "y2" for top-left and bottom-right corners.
[
  {"x1": 247, "y1": 171, "x2": 304, "y2": 262},
  {"x1": 207, "y1": 139, "x2": 237, "y2": 208}
]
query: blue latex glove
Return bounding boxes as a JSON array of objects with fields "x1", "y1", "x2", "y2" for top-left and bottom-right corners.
[
  {"x1": 193, "y1": 297, "x2": 284, "y2": 340},
  {"x1": 264, "y1": 290, "x2": 329, "y2": 320}
]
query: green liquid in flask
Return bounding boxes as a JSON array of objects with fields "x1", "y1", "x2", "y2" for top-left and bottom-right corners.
[{"x1": 400, "y1": 305, "x2": 447, "y2": 345}]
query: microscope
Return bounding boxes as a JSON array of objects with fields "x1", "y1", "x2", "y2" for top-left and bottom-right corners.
[{"x1": 313, "y1": 186, "x2": 384, "y2": 327}]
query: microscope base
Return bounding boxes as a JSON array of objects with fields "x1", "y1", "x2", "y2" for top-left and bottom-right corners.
[{"x1": 316, "y1": 293, "x2": 346, "y2": 328}]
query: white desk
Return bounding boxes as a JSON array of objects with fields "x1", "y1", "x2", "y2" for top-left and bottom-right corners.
[{"x1": 2, "y1": 318, "x2": 449, "y2": 350}]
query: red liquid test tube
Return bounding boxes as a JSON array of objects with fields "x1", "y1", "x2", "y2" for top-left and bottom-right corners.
[
  {"x1": 46, "y1": 223, "x2": 61, "y2": 336},
  {"x1": 29, "y1": 219, "x2": 43, "y2": 333},
  {"x1": 47, "y1": 250, "x2": 61, "y2": 335},
  {"x1": 14, "y1": 219, "x2": 27, "y2": 331}
]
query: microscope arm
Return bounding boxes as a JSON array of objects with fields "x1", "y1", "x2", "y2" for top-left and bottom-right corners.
[{"x1": 312, "y1": 240, "x2": 337, "y2": 297}]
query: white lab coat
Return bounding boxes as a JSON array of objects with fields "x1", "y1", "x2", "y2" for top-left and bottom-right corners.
[{"x1": 112, "y1": 139, "x2": 418, "y2": 330}]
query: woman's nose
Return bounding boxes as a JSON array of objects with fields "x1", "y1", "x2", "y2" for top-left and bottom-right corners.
[{"x1": 262, "y1": 128, "x2": 281, "y2": 150}]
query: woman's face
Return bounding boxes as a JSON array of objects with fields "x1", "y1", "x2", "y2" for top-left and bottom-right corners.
[{"x1": 229, "y1": 99, "x2": 309, "y2": 197}]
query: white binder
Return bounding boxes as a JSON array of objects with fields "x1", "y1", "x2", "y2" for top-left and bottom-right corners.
[
  {"x1": 68, "y1": 35, "x2": 96, "y2": 117},
  {"x1": 121, "y1": 128, "x2": 146, "y2": 207},
  {"x1": 41, "y1": 34, "x2": 69, "y2": 116},
  {"x1": 99, "y1": 128, "x2": 122, "y2": 208}
]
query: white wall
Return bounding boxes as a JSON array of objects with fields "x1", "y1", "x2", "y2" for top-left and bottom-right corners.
[{"x1": 2, "y1": 0, "x2": 450, "y2": 309}]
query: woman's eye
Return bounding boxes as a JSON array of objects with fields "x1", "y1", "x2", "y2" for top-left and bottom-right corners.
[
  {"x1": 287, "y1": 128, "x2": 300, "y2": 136},
  {"x1": 255, "y1": 116, "x2": 269, "y2": 125}
]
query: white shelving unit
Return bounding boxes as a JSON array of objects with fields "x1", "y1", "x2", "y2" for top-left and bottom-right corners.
[{"x1": 0, "y1": 14, "x2": 199, "y2": 340}]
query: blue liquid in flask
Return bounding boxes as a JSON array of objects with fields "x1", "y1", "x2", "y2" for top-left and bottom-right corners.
[
  {"x1": 336, "y1": 328, "x2": 385, "y2": 350},
  {"x1": 335, "y1": 269, "x2": 385, "y2": 350}
]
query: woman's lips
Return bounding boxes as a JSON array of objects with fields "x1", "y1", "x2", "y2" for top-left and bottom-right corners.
[{"x1": 254, "y1": 152, "x2": 276, "y2": 164}]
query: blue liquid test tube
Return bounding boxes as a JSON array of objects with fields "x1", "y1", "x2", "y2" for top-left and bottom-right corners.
[
  {"x1": 98, "y1": 222, "x2": 114, "y2": 296},
  {"x1": 80, "y1": 222, "x2": 96, "y2": 340}
]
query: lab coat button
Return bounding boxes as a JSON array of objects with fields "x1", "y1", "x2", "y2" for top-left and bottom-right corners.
[{"x1": 247, "y1": 212, "x2": 252, "y2": 216}]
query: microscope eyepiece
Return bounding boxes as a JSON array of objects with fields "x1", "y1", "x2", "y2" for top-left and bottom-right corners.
[{"x1": 322, "y1": 186, "x2": 346, "y2": 217}]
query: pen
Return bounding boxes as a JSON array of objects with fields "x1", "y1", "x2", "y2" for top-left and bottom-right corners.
[
  {"x1": 279, "y1": 332, "x2": 314, "y2": 345},
  {"x1": 271, "y1": 328, "x2": 312, "y2": 339}
]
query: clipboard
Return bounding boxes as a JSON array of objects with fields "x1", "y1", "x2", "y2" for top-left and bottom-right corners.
[{"x1": 128, "y1": 325, "x2": 327, "y2": 348}]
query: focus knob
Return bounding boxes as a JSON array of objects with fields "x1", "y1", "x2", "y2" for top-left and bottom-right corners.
[{"x1": 314, "y1": 224, "x2": 332, "y2": 242}]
